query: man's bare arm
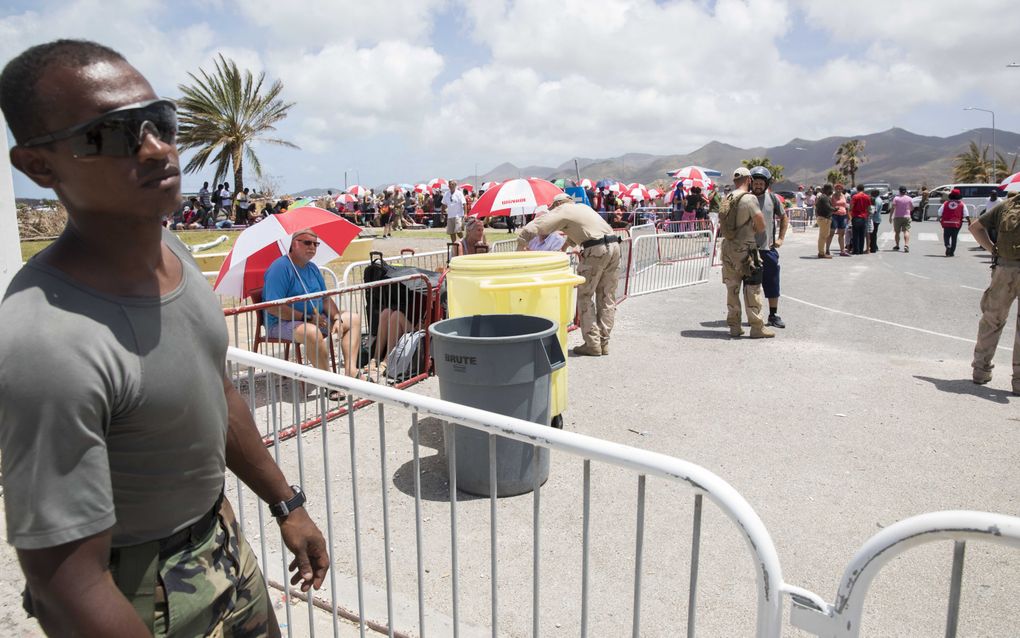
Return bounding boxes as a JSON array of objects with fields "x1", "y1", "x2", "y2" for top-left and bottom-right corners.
[
  {"x1": 222, "y1": 374, "x2": 329, "y2": 591},
  {"x1": 18, "y1": 533, "x2": 151, "y2": 637},
  {"x1": 968, "y1": 219, "x2": 997, "y2": 254}
]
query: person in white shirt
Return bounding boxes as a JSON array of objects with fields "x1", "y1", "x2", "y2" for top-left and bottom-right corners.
[
  {"x1": 525, "y1": 205, "x2": 567, "y2": 251},
  {"x1": 219, "y1": 181, "x2": 233, "y2": 219},
  {"x1": 441, "y1": 179, "x2": 467, "y2": 243}
]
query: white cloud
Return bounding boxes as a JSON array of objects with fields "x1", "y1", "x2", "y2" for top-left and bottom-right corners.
[
  {"x1": 231, "y1": 0, "x2": 449, "y2": 47},
  {"x1": 268, "y1": 40, "x2": 444, "y2": 151}
]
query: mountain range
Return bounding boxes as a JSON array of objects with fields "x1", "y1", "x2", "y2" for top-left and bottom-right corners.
[{"x1": 287, "y1": 126, "x2": 1020, "y2": 198}]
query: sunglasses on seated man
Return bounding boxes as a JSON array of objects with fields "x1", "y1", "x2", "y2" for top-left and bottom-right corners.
[{"x1": 18, "y1": 98, "x2": 177, "y2": 159}]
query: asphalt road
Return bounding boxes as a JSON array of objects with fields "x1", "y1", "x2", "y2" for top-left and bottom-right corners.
[
  {"x1": 1, "y1": 222, "x2": 1016, "y2": 637},
  {"x1": 557, "y1": 221, "x2": 1018, "y2": 636}
]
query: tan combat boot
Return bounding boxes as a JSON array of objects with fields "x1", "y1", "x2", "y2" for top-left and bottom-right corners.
[
  {"x1": 572, "y1": 344, "x2": 602, "y2": 356},
  {"x1": 749, "y1": 327, "x2": 775, "y2": 339},
  {"x1": 601, "y1": 341, "x2": 609, "y2": 355}
]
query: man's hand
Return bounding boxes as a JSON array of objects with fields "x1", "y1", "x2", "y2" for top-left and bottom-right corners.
[
  {"x1": 279, "y1": 509, "x2": 329, "y2": 592},
  {"x1": 773, "y1": 237, "x2": 784, "y2": 248}
]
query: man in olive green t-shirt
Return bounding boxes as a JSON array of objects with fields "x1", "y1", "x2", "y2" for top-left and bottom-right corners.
[{"x1": 0, "y1": 40, "x2": 329, "y2": 636}]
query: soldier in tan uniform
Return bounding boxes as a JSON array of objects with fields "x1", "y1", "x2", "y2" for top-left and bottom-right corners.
[
  {"x1": 518, "y1": 193, "x2": 622, "y2": 356},
  {"x1": 968, "y1": 195, "x2": 1020, "y2": 395},
  {"x1": 720, "y1": 167, "x2": 773, "y2": 338}
]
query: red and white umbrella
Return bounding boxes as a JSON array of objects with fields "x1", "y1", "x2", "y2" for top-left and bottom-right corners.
[
  {"x1": 682, "y1": 177, "x2": 713, "y2": 192},
  {"x1": 671, "y1": 166, "x2": 711, "y2": 182},
  {"x1": 605, "y1": 181, "x2": 625, "y2": 193},
  {"x1": 579, "y1": 178, "x2": 594, "y2": 189},
  {"x1": 647, "y1": 188, "x2": 661, "y2": 200},
  {"x1": 428, "y1": 178, "x2": 448, "y2": 192},
  {"x1": 413, "y1": 183, "x2": 430, "y2": 194},
  {"x1": 626, "y1": 182, "x2": 646, "y2": 191},
  {"x1": 346, "y1": 184, "x2": 370, "y2": 197},
  {"x1": 213, "y1": 206, "x2": 362, "y2": 298},
  {"x1": 459, "y1": 183, "x2": 475, "y2": 193},
  {"x1": 1000, "y1": 171, "x2": 1020, "y2": 193},
  {"x1": 470, "y1": 178, "x2": 564, "y2": 217},
  {"x1": 625, "y1": 185, "x2": 651, "y2": 201},
  {"x1": 334, "y1": 192, "x2": 358, "y2": 205},
  {"x1": 480, "y1": 181, "x2": 500, "y2": 191}
]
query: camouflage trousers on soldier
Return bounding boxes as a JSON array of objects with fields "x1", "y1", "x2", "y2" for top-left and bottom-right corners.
[
  {"x1": 111, "y1": 497, "x2": 278, "y2": 637},
  {"x1": 577, "y1": 242, "x2": 622, "y2": 349},
  {"x1": 720, "y1": 240, "x2": 767, "y2": 333},
  {"x1": 971, "y1": 261, "x2": 1020, "y2": 393}
]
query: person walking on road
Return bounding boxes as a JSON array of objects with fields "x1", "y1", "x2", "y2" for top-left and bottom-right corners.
[
  {"x1": 890, "y1": 186, "x2": 913, "y2": 252},
  {"x1": 719, "y1": 167, "x2": 773, "y2": 338},
  {"x1": 939, "y1": 188, "x2": 968, "y2": 257},
  {"x1": 815, "y1": 183, "x2": 834, "y2": 258},
  {"x1": 517, "y1": 193, "x2": 622, "y2": 355},
  {"x1": 968, "y1": 195, "x2": 1020, "y2": 395},
  {"x1": 750, "y1": 166, "x2": 788, "y2": 329}
]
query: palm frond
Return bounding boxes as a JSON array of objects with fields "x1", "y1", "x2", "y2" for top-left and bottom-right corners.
[{"x1": 176, "y1": 54, "x2": 299, "y2": 191}]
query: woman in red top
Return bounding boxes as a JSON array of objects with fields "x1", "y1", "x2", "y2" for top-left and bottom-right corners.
[{"x1": 938, "y1": 188, "x2": 967, "y2": 257}]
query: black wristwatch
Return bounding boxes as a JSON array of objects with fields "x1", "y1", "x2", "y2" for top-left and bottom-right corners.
[{"x1": 270, "y1": 485, "x2": 306, "y2": 519}]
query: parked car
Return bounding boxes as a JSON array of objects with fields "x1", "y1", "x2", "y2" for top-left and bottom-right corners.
[
  {"x1": 863, "y1": 182, "x2": 892, "y2": 201},
  {"x1": 911, "y1": 183, "x2": 1005, "y2": 221}
]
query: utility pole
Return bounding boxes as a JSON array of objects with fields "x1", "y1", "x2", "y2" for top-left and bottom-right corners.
[
  {"x1": 964, "y1": 107, "x2": 996, "y2": 181},
  {"x1": 0, "y1": 111, "x2": 21, "y2": 295}
]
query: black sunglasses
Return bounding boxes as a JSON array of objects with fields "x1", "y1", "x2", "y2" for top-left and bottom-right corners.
[
  {"x1": 298, "y1": 239, "x2": 321, "y2": 247},
  {"x1": 19, "y1": 98, "x2": 177, "y2": 158}
]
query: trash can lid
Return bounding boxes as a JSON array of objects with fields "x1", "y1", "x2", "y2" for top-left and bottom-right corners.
[
  {"x1": 429, "y1": 314, "x2": 558, "y2": 343},
  {"x1": 448, "y1": 251, "x2": 570, "y2": 274}
]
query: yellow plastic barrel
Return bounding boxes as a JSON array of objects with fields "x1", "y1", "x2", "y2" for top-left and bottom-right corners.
[{"x1": 446, "y1": 252, "x2": 585, "y2": 417}]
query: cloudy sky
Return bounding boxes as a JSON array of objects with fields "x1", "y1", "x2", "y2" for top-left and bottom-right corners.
[{"x1": 4, "y1": 0, "x2": 1019, "y2": 198}]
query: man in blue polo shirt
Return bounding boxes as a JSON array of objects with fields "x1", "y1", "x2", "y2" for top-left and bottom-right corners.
[{"x1": 263, "y1": 228, "x2": 362, "y2": 392}]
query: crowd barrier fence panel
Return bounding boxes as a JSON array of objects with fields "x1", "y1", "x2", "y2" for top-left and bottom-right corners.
[
  {"x1": 487, "y1": 238, "x2": 517, "y2": 254},
  {"x1": 786, "y1": 206, "x2": 808, "y2": 232},
  {"x1": 627, "y1": 231, "x2": 714, "y2": 297},
  {"x1": 221, "y1": 274, "x2": 436, "y2": 443},
  {"x1": 787, "y1": 510, "x2": 1020, "y2": 638},
  {"x1": 342, "y1": 251, "x2": 447, "y2": 287},
  {"x1": 224, "y1": 347, "x2": 786, "y2": 638}
]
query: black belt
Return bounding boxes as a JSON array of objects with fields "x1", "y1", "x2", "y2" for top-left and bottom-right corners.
[
  {"x1": 111, "y1": 493, "x2": 222, "y2": 561},
  {"x1": 581, "y1": 235, "x2": 622, "y2": 249}
]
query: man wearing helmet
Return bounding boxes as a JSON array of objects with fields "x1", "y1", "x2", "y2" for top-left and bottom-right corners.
[
  {"x1": 749, "y1": 166, "x2": 789, "y2": 329},
  {"x1": 720, "y1": 168, "x2": 773, "y2": 338}
]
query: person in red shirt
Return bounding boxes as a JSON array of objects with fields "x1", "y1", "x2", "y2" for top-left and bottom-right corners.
[
  {"x1": 849, "y1": 184, "x2": 872, "y2": 255},
  {"x1": 938, "y1": 188, "x2": 968, "y2": 257}
]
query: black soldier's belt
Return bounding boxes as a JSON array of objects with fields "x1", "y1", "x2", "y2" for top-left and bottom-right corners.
[
  {"x1": 580, "y1": 235, "x2": 622, "y2": 249},
  {"x1": 110, "y1": 492, "x2": 223, "y2": 561},
  {"x1": 157, "y1": 495, "x2": 221, "y2": 556}
]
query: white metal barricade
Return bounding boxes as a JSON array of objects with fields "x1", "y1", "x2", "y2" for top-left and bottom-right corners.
[
  {"x1": 225, "y1": 347, "x2": 785, "y2": 637},
  {"x1": 787, "y1": 206, "x2": 809, "y2": 232},
  {"x1": 627, "y1": 231, "x2": 714, "y2": 296},
  {"x1": 788, "y1": 511, "x2": 1020, "y2": 638},
  {"x1": 342, "y1": 250, "x2": 447, "y2": 286},
  {"x1": 487, "y1": 238, "x2": 517, "y2": 253}
]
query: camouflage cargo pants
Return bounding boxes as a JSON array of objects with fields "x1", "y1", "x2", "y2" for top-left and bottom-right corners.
[
  {"x1": 577, "y1": 242, "x2": 622, "y2": 349},
  {"x1": 111, "y1": 497, "x2": 279, "y2": 637},
  {"x1": 719, "y1": 240, "x2": 766, "y2": 331},
  {"x1": 971, "y1": 261, "x2": 1020, "y2": 392}
]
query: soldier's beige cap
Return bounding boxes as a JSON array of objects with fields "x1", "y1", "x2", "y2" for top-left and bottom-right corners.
[{"x1": 733, "y1": 167, "x2": 751, "y2": 178}]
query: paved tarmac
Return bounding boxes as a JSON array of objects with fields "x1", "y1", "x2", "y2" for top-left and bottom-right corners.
[{"x1": 1, "y1": 224, "x2": 1017, "y2": 637}]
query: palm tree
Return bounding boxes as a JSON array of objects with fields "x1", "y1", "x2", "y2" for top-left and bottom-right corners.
[
  {"x1": 826, "y1": 169, "x2": 842, "y2": 185},
  {"x1": 834, "y1": 139, "x2": 866, "y2": 186},
  {"x1": 740, "y1": 157, "x2": 785, "y2": 182},
  {"x1": 176, "y1": 54, "x2": 297, "y2": 193},
  {"x1": 953, "y1": 141, "x2": 987, "y2": 182}
]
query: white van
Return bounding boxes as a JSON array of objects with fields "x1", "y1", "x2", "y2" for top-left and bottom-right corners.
[{"x1": 911, "y1": 184, "x2": 1005, "y2": 221}]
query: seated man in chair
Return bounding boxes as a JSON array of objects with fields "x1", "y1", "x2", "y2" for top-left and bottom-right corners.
[{"x1": 263, "y1": 228, "x2": 362, "y2": 394}]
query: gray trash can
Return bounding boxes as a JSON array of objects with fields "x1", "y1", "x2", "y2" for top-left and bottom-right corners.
[{"x1": 429, "y1": 314, "x2": 565, "y2": 496}]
